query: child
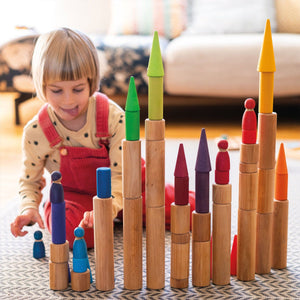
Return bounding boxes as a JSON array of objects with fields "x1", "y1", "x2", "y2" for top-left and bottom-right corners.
[
  {"x1": 10, "y1": 27, "x2": 123, "y2": 247},
  {"x1": 10, "y1": 28, "x2": 195, "y2": 248}
]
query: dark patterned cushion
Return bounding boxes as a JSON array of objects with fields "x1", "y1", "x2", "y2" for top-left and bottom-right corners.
[
  {"x1": 94, "y1": 35, "x2": 169, "y2": 95},
  {"x1": 0, "y1": 35, "x2": 38, "y2": 93}
]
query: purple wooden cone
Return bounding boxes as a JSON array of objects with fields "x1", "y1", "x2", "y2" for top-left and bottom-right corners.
[{"x1": 195, "y1": 129, "x2": 211, "y2": 213}]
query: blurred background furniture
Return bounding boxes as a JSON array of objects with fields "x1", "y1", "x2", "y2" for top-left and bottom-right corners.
[{"x1": 0, "y1": 0, "x2": 300, "y2": 124}]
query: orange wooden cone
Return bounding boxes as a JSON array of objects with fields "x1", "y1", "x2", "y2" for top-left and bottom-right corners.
[
  {"x1": 275, "y1": 143, "x2": 288, "y2": 201},
  {"x1": 272, "y1": 142, "x2": 289, "y2": 269}
]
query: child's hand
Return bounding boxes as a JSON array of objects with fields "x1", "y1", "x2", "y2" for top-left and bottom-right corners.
[
  {"x1": 79, "y1": 210, "x2": 94, "y2": 228},
  {"x1": 10, "y1": 208, "x2": 45, "y2": 237}
]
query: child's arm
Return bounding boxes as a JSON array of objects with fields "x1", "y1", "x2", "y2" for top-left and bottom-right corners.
[
  {"x1": 12, "y1": 119, "x2": 48, "y2": 236},
  {"x1": 19, "y1": 119, "x2": 48, "y2": 212},
  {"x1": 11, "y1": 208, "x2": 45, "y2": 237}
]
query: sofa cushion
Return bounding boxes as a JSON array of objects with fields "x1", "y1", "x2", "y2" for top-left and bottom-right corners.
[
  {"x1": 184, "y1": 0, "x2": 277, "y2": 35},
  {"x1": 164, "y1": 34, "x2": 300, "y2": 98},
  {"x1": 276, "y1": 0, "x2": 300, "y2": 33},
  {"x1": 108, "y1": 0, "x2": 188, "y2": 39},
  {"x1": 94, "y1": 35, "x2": 169, "y2": 95},
  {"x1": 0, "y1": 35, "x2": 37, "y2": 93}
]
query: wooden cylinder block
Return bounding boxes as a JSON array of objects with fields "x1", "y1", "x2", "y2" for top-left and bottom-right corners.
[
  {"x1": 93, "y1": 196, "x2": 114, "y2": 291},
  {"x1": 213, "y1": 184, "x2": 232, "y2": 205},
  {"x1": 240, "y1": 143, "x2": 259, "y2": 164},
  {"x1": 170, "y1": 277, "x2": 189, "y2": 290},
  {"x1": 145, "y1": 139, "x2": 165, "y2": 208},
  {"x1": 145, "y1": 119, "x2": 165, "y2": 140},
  {"x1": 146, "y1": 206, "x2": 165, "y2": 289},
  {"x1": 49, "y1": 261, "x2": 69, "y2": 290},
  {"x1": 171, "y1": 203, "x2": 190, "y2": 234},
  {"x1": 237, "y1": 209, "x2": 256, "y2": 281},
  {"x1": 192, "y1": 211, "x2": 211, "y2": 242},
  {"x1": 50, "y1": 241, "x2": 69, "y2": 263},
  {"x1": 239, "y1": 162, "x2": 258, "y2": 173},
  {"x1": 71, "y1": 270, "x2": 90, "y2": 292},
  {"x1": 212, "y1": 202, "x2": 231, "y2": 285},
  {"x1": 239, "y1": 172, "x2": 258, "y2": 210},
  {"x1": 123, "y1": 197, "x2": 143, "y2": 290},
  {"x1": 257, "y1": 168, "x2": 275, "y2": 213},
  {"x1": 192, "y1": 240, "x2": 210, "y2": 287},
  {"x1": 272, "y1": 200, "x2": 289, "y2": 269},
  {"x1": 122, "y1": 140, "x2": 142, "y2": 199},
  {"x1": 258, "y1": 112, "x2": 277, "y2": 169},
  {"x1": 256, "y1": 212, "x2": 273, "y2": 274},
  {"x1": 171, "y1": 233, "x2": 190, "y2": 289}
]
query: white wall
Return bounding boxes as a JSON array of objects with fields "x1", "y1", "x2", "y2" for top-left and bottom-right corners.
[{"x1": 0, "y1": 0, "x2": 110, "y2": 37}]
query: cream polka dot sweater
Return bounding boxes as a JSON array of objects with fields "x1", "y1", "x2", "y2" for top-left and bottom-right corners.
[{"x1": 19, "y1": 95, "x2": 124, "y2": 218}]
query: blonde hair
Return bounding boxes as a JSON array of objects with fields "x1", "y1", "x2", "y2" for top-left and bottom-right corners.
[{"x1": 32, "y1": 28, "x2": 100, "y2": 101}]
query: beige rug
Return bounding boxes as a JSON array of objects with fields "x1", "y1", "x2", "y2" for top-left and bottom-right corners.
[{"x1": 1, "y1": 139, "x2": 299, "y2": 299}]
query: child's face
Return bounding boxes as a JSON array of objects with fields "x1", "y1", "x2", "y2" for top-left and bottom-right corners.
[{"x1": 45, "y1": 78, "x2": 90, "y2": 127}]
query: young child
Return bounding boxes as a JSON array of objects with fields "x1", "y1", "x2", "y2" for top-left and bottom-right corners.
[
  {"x1": 10, "y1": 28, "x2": 195, "y2": 248},
  {"x1": 10, "y1": 28, "x2": 124, "y2": 247}
]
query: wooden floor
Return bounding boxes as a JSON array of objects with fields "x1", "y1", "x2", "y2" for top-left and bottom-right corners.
[{"x1": 1, "y1": 92, "x2": 299, "y2": 211}]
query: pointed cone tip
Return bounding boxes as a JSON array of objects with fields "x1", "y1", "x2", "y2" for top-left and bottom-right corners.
[
  {"x1": 174, "y1": 143, "x2": 188, "y2": 177},
  {"x1": 257, "y1": 19, "x2": 276, "y2": 72},
  {"x1": 125, "y1": 77, "x2": 140, "y2": 111},
  {"x1": 276, "y1": 143, "x2": 288, "y2": 174},
  {"x1": 147, "y1": 31, "x2": 164, "y2": 77},
  {"x1": 195, "y1": 129, "x2": 212, "y2": 172}
]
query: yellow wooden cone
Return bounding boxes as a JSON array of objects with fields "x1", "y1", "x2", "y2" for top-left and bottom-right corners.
[{"x1": 257, "y1": 19, "x2": 276, "y2": 114}]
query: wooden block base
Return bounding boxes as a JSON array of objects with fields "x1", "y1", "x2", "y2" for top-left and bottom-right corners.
[
  {"x1": 49, "y1": 261, "x2": 69, "y2": 290},
  {"x1": 49, "y1": 241, "x2": 69, "y2": 291},
  {"x1": 170, "y1": 278, "x2": 189, "y2": 289},
  {"x1": 192, "y1": 240, "x2": 210, "y2": 287},
  {"x1": 192, "y1": 211, "x2": 211, "y2": 242},
  {"x1": 146, "y1": 206, "x2": 165, "y2": 290},
  {"x1": 50, "y1": 241, "x2": 69, "y2": 263},
  {"x1": 123, "y1": 197, "x2": 143, "y2": 290},
  {"x1": 237, "y1": 209, "x2": 256, "y2": 281},
  {"x1": 272, "y1": 200, "x2": 288, "y2": 269},
  {"x1": 171, "y1": 203, "x2": 190, "y2": 234},
  {"x1": 240, "y1": 143, "x2": 259, "y2": 164},
  {"x1": 122, "y1": 140, "x2": 142, "y2": 198},
  {"x1": 93, "y1": 196, "x2": 114, "y2": 291},
  {"x1": 257, "y1": 168, "x2": 275, "y2": 213},
  {"x1": 256, "y1": 212, "x2": 273, "y2": 274},
  {"x1": 239, "y1": 172, "x2": 258, "y2": 210},
  {"x1": 212, "y1": 202, "x2": 231, "y2": 286},
  {"x1": 213, "y1": 184, "x2": 232, "y2": 205},
  {"x1": 171, "y1": 236, "x2": 190, "y2": 289},
  {"x1": 71, "y1": 270, "x2": 90, "y2": 291}
]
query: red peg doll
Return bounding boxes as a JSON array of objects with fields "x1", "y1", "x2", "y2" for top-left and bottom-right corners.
[
  {"x1": 242, "y1": 98, "x2": 257, "y2": 144},
  {"x1": 215, "y1": 140, "x2": 230, "y2": 185}
]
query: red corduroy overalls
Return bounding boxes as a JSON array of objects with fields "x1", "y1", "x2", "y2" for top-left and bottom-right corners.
[{"x1": 41, "y1": 93, "x2": 111, "y2": 248}]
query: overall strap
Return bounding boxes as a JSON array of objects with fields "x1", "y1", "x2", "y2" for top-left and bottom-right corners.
[
  {"x1": 95, "y1": 92, "x2": 110, "y2": 139},
  {"x1": 38, "y1": 104, "x2": 62, "y2": 148}
]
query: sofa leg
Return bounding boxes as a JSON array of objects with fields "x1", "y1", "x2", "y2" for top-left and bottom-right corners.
[{"x1": 15, "y1": 93, "x2": 33, "y2": 125}]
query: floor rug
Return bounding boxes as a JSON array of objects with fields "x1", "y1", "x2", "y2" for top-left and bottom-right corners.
[{"x1": 1, "y1": 139, "x2": 300, "y2": 299}]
